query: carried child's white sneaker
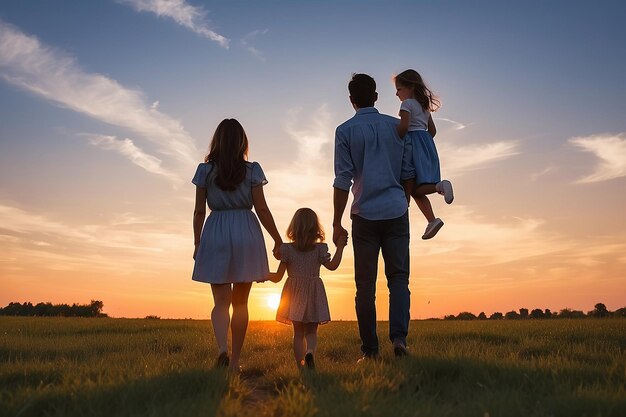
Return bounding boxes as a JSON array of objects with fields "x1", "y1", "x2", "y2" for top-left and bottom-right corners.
[
  {"x1": 422, "y1": 218, "x2": 444, "y2": 240},
  {"x1": 437, "y1": 180, "x2": 454, "y2": 204}
]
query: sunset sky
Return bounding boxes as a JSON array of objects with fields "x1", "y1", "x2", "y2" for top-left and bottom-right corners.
[{"x1": 1, "y1": 1, "x2": 625, "y2": 320}]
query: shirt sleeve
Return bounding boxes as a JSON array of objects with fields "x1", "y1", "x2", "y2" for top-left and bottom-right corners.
[
  {"x1": 318, "y1": 243, "x2": 331, "y2": 264},
  {"x1": 250, "y1": 162, "x2": 268, "y2": 187},
  {"x1": 192, "y1": 163, "x2": 210, "y2": 187},
  {"x1": 400, "y1": 100, "x2": 412, "y2": 114},
  {"x1": 333, "y1": 126, "x2": 354, "y2": 191}
]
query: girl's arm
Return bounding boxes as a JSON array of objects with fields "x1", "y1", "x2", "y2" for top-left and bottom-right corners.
[
  {"x1": 323, "y1": 230, "x2": 348, "y2": 271},
  {"x1": 268, "y1": 261, "x2": 287, "y2": 283},
  {"x1": 193, "y1": 186, "x2": 207, "y2": 259},
  {"x1": 427, "y1": 114, "x2": 437, "y2": 138},
  {"x1": 397, "y1": 110, "x2": 410, "y2": 138},
  {"x1": 252, "y1": 185, "x2": 283, "y2": 259}
]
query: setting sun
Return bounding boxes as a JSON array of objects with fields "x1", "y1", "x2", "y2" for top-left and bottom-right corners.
[{"x1": 266, "y1": 294, "x2": 281, "y2": 310}]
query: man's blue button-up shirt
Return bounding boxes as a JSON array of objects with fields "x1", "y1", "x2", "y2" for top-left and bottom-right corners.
[{"x1": 333, "y1": 107, "x2": 414, "y2": 221}]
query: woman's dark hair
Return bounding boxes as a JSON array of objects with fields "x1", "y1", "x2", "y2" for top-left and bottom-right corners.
[
  {"x1": 395, "y1": 69, "x2": 440, "y2": 112},
  {"x1": 348, "y1": 73, "x2": 377, "y2": 108},
  {"x1": 287, "y1": 208, "x2": 325, "y2": 252},
  {"x1": 204, "y1": 118, "x2": 249, "y2": 191}
]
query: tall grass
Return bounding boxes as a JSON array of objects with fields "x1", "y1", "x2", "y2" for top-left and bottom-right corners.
[{"x1": 1, "y1": 317, "x2": 624, "y2": 416}]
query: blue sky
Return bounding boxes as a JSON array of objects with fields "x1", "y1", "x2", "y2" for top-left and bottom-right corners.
[{"x1": 1, "y1": 1, "x2": 625, "y2": 319}]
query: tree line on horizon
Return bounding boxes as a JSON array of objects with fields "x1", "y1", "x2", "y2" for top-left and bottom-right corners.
[
  {"x1": 1, "y1": 301, "x2": 624, "y2": 320},
  {"x1": 442, "y1": 303, "x2": 626, "y2": 321},
  {"x1": 0, "y1": 300, "x2": 106, "y2": 318}
]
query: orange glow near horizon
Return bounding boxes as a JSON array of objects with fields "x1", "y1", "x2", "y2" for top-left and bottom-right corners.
[
  {"x1": 1, "y1": 102, "x2": 625, "y2": 321},
  {"x1": 266, "y1": 293, "x2": 281, "y2": 311}
]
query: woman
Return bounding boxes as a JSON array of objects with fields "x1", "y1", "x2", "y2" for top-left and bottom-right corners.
[{"x1": 192, "y1": 118, "x2": 281, "y2": 371}]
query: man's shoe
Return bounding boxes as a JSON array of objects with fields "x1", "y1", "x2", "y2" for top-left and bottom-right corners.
[
  {"x1": 357, "y1": 352, "x2": 380, "y2": 364},
  {"x1": 437, "y1": 180, "x2": 454, "y2": 204},
  {"x1": 422, "y1": 218, "x2": 444, "y2": 240},
  {"x1": 304, "y1": 352, "x2": 315, "y2": 370},
  {"x1": 393, "y1": 339, "x2": 408, "y2": 357}
]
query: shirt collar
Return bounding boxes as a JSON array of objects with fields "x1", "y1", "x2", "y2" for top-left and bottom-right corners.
[{"x1": 355, "y1": 107, "x2": 379, "y2": 115}]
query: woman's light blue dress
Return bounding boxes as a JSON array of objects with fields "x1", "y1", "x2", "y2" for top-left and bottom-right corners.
[{"x1": 191, "y1": 161, "x2": 269, "y2": 284}]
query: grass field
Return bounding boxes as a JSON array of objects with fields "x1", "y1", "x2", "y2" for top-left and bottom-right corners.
[{"x1": 1, "y1": 317, "x2": 625, "y2": 417}]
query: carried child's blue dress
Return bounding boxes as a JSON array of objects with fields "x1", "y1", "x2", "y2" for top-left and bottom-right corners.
[
  {"x1": 276, "y1": 243, "x2": 331, "y2": 324},
  {"x1": 191, "y1": 161, "x2": 269, "y2": 284},
  {"x1": 401, "y1": 98, "x2": 441, "y2": 185}
]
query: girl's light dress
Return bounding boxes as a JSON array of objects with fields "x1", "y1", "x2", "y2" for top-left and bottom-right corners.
[
  {"x1": 191, "y1": 161, "x2": 269, "y2": 284},
  {"x1": 401, "y1": 98, "x2": 441, "y2": 185},
  {"x1": 276, "y1": 243, "x2": 331, "y2": 324},
  {"x1": 409, "y1": 130, "x2": 441, "y2": 185}
]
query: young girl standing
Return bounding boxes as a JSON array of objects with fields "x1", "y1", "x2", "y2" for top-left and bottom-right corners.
[
  {"x1": 192, "y1": 118, "x2": 282, "y2": 371},
  {"x1": 395, "y1": 69, "x2": 454, "y2": 239},
  {"x1": 268, "y1": 208, "x2": 348, "y2": 369}
]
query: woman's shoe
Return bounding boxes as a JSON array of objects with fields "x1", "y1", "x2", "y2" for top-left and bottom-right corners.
[{"x1": 215, "y1": 351, "x2": 229, "y2": 368}]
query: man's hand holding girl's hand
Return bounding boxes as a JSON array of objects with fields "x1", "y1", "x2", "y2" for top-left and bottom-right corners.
[{"x1": 336, "y1": 229, "x2": 349, "y2": 248}]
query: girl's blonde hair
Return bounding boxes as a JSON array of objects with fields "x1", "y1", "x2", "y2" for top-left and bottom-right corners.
[
  {"x1": 395, "y1": 69, "x2": 441, "y2": 112},
  {"x1": 286, "y1": 208, "x2": 325, "y2": 252}
]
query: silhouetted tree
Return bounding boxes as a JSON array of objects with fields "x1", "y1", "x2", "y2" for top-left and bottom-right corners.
[
  {"x1": 589, "y1": 303, "x2": 609, "y2": 318},
  {"x1": 614, "y1": 307, "x2": 626, "y2": 317},
  {"x1": 478, "y1": 312, "x2": 487, "y2": 320},
  {"x1": 519, "y1": 308, "x2": 529, "y2": 319},
  {"x1": 89, "y1": 300, "x2": 105, "y2": 317},
  {"x1": 0, "y1": 300, "x2": 107, "y2": 317},
  {"x1": 505, "y1": 310, "x2": 520, "y2": 320},
  {"x1": 456, "y1": 312, "x2": 477, "y2": 320},
  {"x1": 544, "y1": 309, "x2": 553, "y2": 318},
  {"x1": 558, "y1": 308, "x2": 585, "y2": 319},
  {"x1": 489, "y1": 312, "x2": 503, "y2": 320},
  {"x1": 530, "y1": 308, "x2": 544, "y2": 319}
]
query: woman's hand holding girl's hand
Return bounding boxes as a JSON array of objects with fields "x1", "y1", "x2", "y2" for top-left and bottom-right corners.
[
  {"x1": 272, "y1": 241, "x2": 282, "y2": 260},
  {"x1": 336, "y1": 230, "x2": 349, "y2": 248},
  {"x1": 267, "y1": 272, "x2": 282, "y2": 283}
]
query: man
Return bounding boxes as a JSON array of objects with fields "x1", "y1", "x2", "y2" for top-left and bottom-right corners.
[{"x1": 333, "y1": 73, "x2": 414, "y2": 361}]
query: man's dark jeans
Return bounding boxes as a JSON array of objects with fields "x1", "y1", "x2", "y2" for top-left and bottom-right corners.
[{"x1": 352, "y1": 212, "x2": 410, "y2": 355}]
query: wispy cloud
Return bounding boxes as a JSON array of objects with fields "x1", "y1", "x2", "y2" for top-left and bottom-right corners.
[
  {"x1": 0, "y1": 204, "x2": 189, "y2": 272},
  {"x1": 438, "y1": 141, "x2": 519, "y2": 177},
  {"x1": 435, "y1": 117, "x2": 468, "y2": 130},
  {"x1": 260, "y1": 105, "x2": 335, "y2": 232},
  {"x1": 414, "y1": 206, "x2": 570, "y2": 265},
  {"x1": 0, "y1": 20, "x2": 198, "y2": 179},
  {"x1": 85, "y1": 134, "x2": 177, "y2": 180},
  {"x1": 241, "y1": 29, "x2": 268, "y2": 61},
  {"x1": 569, "y1": 133, "x2": 626, "y2": 183},
  {"x1": 284, "y1": 104, "x2": 332, "y2": 166},
  {"x1": 117, "y1": 0, "x2": 229, "y2": 48},
  {"x1": 530, "y1": 166, "x2": 556, "y2": 182}
]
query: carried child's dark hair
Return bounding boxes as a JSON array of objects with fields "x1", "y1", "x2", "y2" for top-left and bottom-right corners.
[
  {"x1": 287, "y1": 208, "x2": 325, "y2": 252},
  {"x1": 395, "y1": 69, "x2": 440, "y2": 112},
  {"x1": 348, "y1": 73, "x2": 377, "y2": 108},
  {"x1": 205, "y1": 118, "x2": 249, "y2": 191}
]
